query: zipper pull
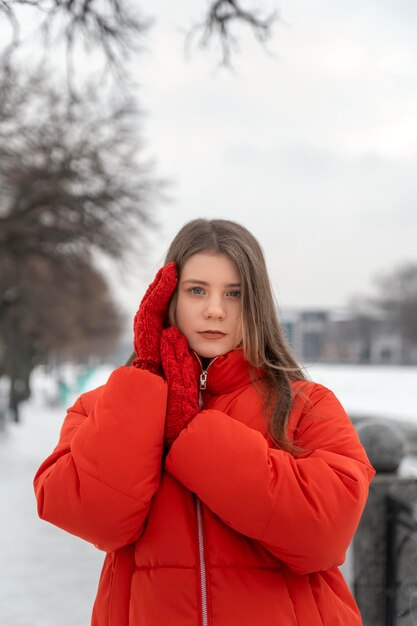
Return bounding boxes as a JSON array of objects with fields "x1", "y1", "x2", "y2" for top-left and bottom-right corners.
[{"x1": 200, "y1": 370, "x2": 208, "y2": 390}]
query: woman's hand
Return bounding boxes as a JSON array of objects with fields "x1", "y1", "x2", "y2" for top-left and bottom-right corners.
[
  {"x1": 133, "y1": 262, "x2": 177, "y2": 375},
  {"x1": 160, "y1": 326, "x2": 200, "y2": 449}
]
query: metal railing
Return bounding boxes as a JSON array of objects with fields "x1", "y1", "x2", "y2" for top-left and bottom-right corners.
[{"x1": 385, "y1": 495, "x2": 417, "y2": 625}]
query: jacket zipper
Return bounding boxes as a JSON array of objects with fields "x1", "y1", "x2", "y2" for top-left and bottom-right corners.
[
  {"x1": 192, "y1": 353, "x2": 219, "y2": 626},
  {"x1": 196, "y1": 497, "x2": 208, "y2": 626},
  {"x1": 193, "y1": 352, "x2": 219, "y2": 409}
]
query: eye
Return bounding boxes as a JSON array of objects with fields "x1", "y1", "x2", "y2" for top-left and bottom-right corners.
[
  {"x1": 189, "y1": 286, "x2": 205, "y2": 295},
  {"x1": 227, "y1": 290, "x2": 241, "y2": 298}
]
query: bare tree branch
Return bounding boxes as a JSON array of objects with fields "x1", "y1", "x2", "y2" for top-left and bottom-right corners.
[
  {"x1": 187, "y1": 0, "x2": 279, "y2": 67},
  {"x1": 1, "y1": 0, "x2": 280, "y2": 75},
  {"x1": 0, "y1": 64, "x2": 167, "y2": 270},
  {"x1": 0, "y1": 0, "x2": 151, "y2": 80}
]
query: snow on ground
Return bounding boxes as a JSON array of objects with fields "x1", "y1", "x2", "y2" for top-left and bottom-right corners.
[
  {"x1": 0, "y1": 366, "x2": 112, "y2": 626},
  {"x1": 0, "y1": 436, "x2": 102, "y2": 626},
  {"x1": 306, "y1": 363, "x2": 417, "y2": 424},
  {"x1": 1, "y1": 363, "x2": 417, "y2": 625}
]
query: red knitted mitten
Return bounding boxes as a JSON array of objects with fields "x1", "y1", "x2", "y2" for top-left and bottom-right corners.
[
  {"x1": 133, "y1": 262, "x2": 177, "y2": 375},
  {"x1": 160, "y1": 326, "x2": 200, "y2": 448}
]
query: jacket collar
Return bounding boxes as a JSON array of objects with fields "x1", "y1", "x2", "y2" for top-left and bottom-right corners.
[{"x1": 192, "y1": 348, "x2": 266, "y2": 396}]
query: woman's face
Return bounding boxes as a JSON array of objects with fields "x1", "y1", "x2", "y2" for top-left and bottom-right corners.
[{"x1": 174, "y1": 252, "x2": 243, "y2": 358}]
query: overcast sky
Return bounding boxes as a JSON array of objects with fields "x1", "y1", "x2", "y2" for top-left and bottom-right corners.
[
  {"x1": 109, "y1": 0, "x2": 415, "y2": 319},
  {"x1": 3, "y1": 1, "x2": 416, "y2": 320}
]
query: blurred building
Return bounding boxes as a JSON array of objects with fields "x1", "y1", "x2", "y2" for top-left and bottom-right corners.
[{"x1": 280, "y1": 308, "x2": 416, "y2": 365}]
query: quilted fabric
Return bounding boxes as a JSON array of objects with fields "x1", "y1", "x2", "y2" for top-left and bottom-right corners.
[{"x1": 34, "y1": 349, "x2": 375, "y2": 625}]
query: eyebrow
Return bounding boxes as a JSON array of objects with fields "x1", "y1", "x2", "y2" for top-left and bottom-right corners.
[{"x1": 182, "y1": 279, "x2": 241, "y2": 288}]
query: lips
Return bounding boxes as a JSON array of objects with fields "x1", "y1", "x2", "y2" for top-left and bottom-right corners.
[{"x1": 198, "y1": 331, "x2": 226, "y2": 340}]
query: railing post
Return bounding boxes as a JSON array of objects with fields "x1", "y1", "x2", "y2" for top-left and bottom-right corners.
[
  {"x1": 353, "y1": 419, "x2": 417, "y2": 626},
  {"x1": 385, "y1": 496, "x2": 398, "y2": 626}
]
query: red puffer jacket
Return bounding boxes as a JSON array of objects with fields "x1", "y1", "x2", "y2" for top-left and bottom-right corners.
[{"x1": 34, "y1": 348, "x2": 375, "y2": 626}]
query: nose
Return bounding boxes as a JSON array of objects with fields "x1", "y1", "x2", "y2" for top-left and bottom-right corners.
[{"x1": 204, "y1": 294, "x2": 225, "y2": 320}]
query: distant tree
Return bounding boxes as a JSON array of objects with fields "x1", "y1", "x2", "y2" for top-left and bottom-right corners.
[
  {"x1": 373, "y1": 262, "x2": 417, "y2": 345},
  {"x1": 0, "y1": 254, "x2": 123, "y2": 421},
  {"x1": 345, "y1": 297, "x2": 379, "y2": 363},
  {"x1": 0, "y1": 64, "x2": 161, "y2": 266},
  {"x1": 0, "y1": 64, "x2": 163, "y2": 420}
]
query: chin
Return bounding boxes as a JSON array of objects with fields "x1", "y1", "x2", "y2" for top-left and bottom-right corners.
[
  {"x1": 197, "y1": 349, "x2": 227, "y2": 359},
  {"x1": 191, "y1": 341, "x2": 233, "y2": 359}
]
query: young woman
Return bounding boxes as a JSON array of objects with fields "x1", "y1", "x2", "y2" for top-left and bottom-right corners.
[{"x1": 34, "y1": 218, "x2": 375, "y2": 626}]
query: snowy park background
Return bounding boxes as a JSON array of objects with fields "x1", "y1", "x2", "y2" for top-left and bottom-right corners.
[
  {"x1": 1, "y1": 0, "x2": 417, "y2": 624},
  {"x1": 1, "y1": 362, "x2": 417, "y2": 626}
]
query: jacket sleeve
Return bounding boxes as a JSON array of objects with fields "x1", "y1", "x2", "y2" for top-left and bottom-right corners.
[
  {"x1": 34, "y1": 366, "x2": 167, "y2": 552},
  {"x1": 165, "y1": 384, "x2": 375, "y2": 575}
]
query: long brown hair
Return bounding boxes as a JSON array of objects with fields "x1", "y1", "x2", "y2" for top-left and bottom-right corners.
[{"x1": 129, "y1": 218, "x2": 307, "y2": 452}]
